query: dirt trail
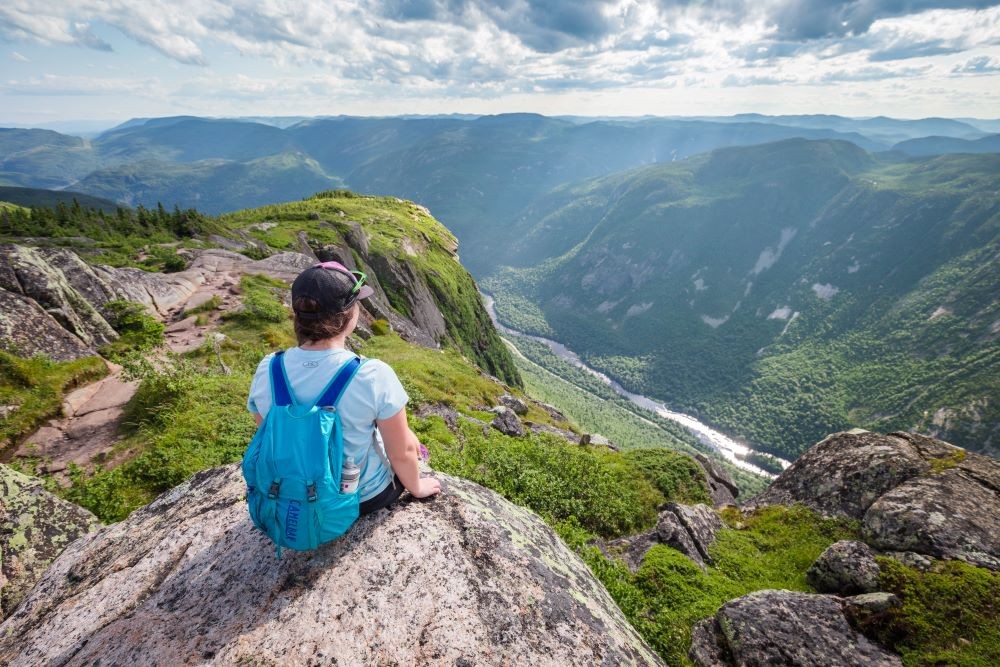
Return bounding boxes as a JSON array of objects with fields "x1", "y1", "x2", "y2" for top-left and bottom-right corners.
[{"x1": 15, "y1": 266, "x2": 243, "y2": 483}]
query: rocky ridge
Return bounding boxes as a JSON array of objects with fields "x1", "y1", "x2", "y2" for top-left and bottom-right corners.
[{"x1": 0, "y1": 464, "x2": 663, "y2": 666}]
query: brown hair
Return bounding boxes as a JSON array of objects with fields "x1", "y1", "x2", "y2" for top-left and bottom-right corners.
[{"x1": 293, "y1": 298, "x2": 356, "y2": 345}]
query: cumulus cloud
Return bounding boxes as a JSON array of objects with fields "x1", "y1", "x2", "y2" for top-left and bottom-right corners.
[
  {"x1": 0, "y1": 0, "x2": 997, "y2": 99},
  {"x1": 9, "y1": 50, "x2": 28, "y2": 61}
]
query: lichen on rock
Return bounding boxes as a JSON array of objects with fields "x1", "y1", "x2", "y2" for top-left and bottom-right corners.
[{"x1": 0, "y1": 465, "x2": 99, "y2": 618}]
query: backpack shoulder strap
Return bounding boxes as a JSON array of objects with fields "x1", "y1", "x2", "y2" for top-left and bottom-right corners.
[
  {"x1": 269, "y1": 350, "x2": 295, "y2": 407},
  {"x1": 313, "y1": 356, "x2": 364, "y2": 408}
]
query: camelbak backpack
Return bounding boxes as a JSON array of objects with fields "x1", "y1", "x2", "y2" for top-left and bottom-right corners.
[{"x1": 242, "y1": 350, "x2": 365, "y2": 555}]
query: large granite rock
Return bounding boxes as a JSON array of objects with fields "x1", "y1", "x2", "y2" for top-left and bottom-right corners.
[
  {"x1": 0, "y1": 465, "x2": 663, "y2": 666},
  {"x1": 807, "y1": 540, "x2": 881, "y2": 595},
  {"x1": 689, "y1": 590, "x2": 902, "y2": 666},
  {"x1": 612, "y1": 503, "x2": 723, "y2": 572},
  {"x1": 0, "y1": 465, "x2": 99, "y2": 618},
  {"x1": 749, "y1": 430, "x2": 1000, "y2": 570}
]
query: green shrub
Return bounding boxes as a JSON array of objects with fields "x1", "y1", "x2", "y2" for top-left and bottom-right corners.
[
  {"x1": 100, "y1": 299, "x2": 165, "y2": 358},
  {"x1": 371, "y1": 319, "x2": 390, "y2": 336},
  {"x1": 574, "y1": 504, "x2": 858, "y2": 664},
  {"x1": 624, "y1": 448, "x2": 712, "y2": 505}
]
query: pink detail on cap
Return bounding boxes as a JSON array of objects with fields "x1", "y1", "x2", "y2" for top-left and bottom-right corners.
[{"x1": 314, "y1": 261, "x2": 353, "y2": 277}]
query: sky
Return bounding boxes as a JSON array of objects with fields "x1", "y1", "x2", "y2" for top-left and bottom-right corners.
[{"x1": 2, "y1": 0, "x2": 1000, "y2": 129}]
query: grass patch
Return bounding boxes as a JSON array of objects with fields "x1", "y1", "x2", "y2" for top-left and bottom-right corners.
[
  {"x1": 222, "y1": 274, "x2": 290, "y2": 327},
  {"x1": 863, "y1": 558, "x2": 1000, "y2": 667},
  {"x1": 0, "y1": 351, "x2": 107, "y2": 451},
  {"x1": 417, "y1": 417, "x2": 663, "y2": 538}
]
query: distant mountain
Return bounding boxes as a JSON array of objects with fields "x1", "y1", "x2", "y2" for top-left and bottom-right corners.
[
  {"x1": 73, "y1": 152, "x2": 341, "y2": 215},
  {"x1": 891, "y1": 134, "x2": 1000, "y2": 156},
  {"x1": 485, "y1": 140, "x2": 999, "y2": 458},
  {"x1": 0, "y1": 114, "x2": 894, "y2": 232},
  {"x1": 0, "y1": 186, "x2": 119, "y2": 213},
  {"x1": 697, "y1": 114, "x2": 987, "y2": 145}
]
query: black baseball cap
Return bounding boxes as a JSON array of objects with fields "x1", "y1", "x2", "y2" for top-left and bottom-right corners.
[{"x1": 291, "y1": 261, "x2": 374, "y2": 318}]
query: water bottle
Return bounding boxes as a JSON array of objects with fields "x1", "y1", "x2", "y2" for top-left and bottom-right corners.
[{"x1": 341, "y1": 457, "x2": 360, "y2": 494}]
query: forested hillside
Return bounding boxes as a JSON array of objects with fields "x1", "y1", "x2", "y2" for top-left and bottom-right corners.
[{"x1": 486, "y1": 140, "x2": 999, "y2": 458}]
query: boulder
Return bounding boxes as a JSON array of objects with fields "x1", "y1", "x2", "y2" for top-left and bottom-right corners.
[
  {"x1": 807, "y1": 540, "x2": 881, "y2": 595},
  {"x1": 579, "y1": 433, "x2": 617, "y2": 450},
  {"x1": 748, "y1": 431, "x2": 932, "y2": 518},
  {"x1": 611, "y1": 503, "x2": 723, "y2": 572},
  {"x1": 498, "y1": 393, "x2": 529, "y2": 416},
  {"x1": 490, "y1": 406, "x2": 524, "y2": 437},
  {"x1": 688, "y1": 590, "x2": 902, "y2": 666},
  {"x1": 0, "y1": 244, "x2": 117, "y2": 349},
  {"x1": 695, "y1": 453, "x2": 739, "y2": 506},
  {"x1": 0, "y1": 465, "x2": 99, "y2": 618},
  {"x1": 0, "y1": 465, "x2": 663, "y2": 666}
]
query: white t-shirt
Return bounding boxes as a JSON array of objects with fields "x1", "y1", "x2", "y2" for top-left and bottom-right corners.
[{"x1": 247, "y1": 347, "x2": 409, "y2": 501}]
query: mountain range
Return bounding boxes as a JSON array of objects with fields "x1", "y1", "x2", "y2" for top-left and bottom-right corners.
[{"x1": 1, "y1": 113, "x2": 997, "y2": 459}]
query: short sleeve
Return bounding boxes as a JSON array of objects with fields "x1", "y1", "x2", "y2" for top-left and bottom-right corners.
[
  {"x1": 370, "y1": 360, "x2": 409, "y2": 421},
  {"x1": 247, "y1": 354, "x2": 273, "y2": 414}
]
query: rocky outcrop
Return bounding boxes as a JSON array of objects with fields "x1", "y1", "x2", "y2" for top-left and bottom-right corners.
[
  {"x1": 0, "y1": 465, "x2": 99, "y2": 618},
  {"x1": 807, "y1": 540, "x2": 881, "y2": 595},
  {"x1": 498, "y1": 393, "x2": 529, "y2": 415},
  {"x1": 695, "y1": 453, "x2": 739, "y2": 506},
  {"x1": 0, "y1": 289, "x2": 93, "y2": 360},
  {"x1": 689, "y1": 590, "x2": 902, "y2": 667},
  {"x1": 749, "y1": 430, "x2": 1000, "y2": 570},
  {"x1": 0, "y1": 465, "x2": 663, "y2": 666},
  {"x1": 490, "y1": 405, "x2": 525, "y2": 437},
  {"x1": 611, "y1": 503, "x2": 723, "y2": 572}
]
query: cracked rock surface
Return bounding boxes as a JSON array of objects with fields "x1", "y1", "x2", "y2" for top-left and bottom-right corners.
[{"x1": 0, "y1": 464, "x2": 663, "y2": 667}]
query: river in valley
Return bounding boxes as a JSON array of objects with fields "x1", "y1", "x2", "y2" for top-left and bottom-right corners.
[{"x1": 481, "y1": 293, "x2": 791, "y2": 477}]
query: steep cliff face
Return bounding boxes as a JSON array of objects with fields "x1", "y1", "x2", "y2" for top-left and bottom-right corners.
[{"x1": 0, "y1": 465, "x2": 661, "y2": 666}]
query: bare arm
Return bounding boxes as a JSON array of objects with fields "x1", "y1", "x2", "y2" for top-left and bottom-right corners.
[
  {"x1": 377, "y1": 407, "x2": 441, "y2": 499},
  {"x1": 253, "y1": 413, "x2": 263, "y2": 427}
]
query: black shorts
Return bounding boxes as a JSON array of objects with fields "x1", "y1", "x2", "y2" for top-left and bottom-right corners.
[{"x1": 359, "y1": 475, "x2": 405, "y2": 515}]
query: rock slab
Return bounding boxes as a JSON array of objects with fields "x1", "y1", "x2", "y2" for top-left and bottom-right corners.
[
  {"x1": 0, "y1": 465, "x2": 99, "y2": 618},
  {"x1": 689, "y1": 590, "x2": 902, "y2": 666},
  {"x1": 0, "y1": 465, "x2": 663, "y2": 667}
]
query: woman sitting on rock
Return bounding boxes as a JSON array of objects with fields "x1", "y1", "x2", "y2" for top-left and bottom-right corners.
[{"x1": 246, "y1": 261, "x2": 441, "y2": 517}]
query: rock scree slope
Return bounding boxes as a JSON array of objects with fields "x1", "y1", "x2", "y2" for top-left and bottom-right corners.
[{"x1": 0, "y1": 464, "x2": 664, "y2": 666}]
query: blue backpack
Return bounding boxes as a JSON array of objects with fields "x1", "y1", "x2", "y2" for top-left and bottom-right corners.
[{"x1": 242, "y1": 350, "x2": 366, "y2": 555}]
